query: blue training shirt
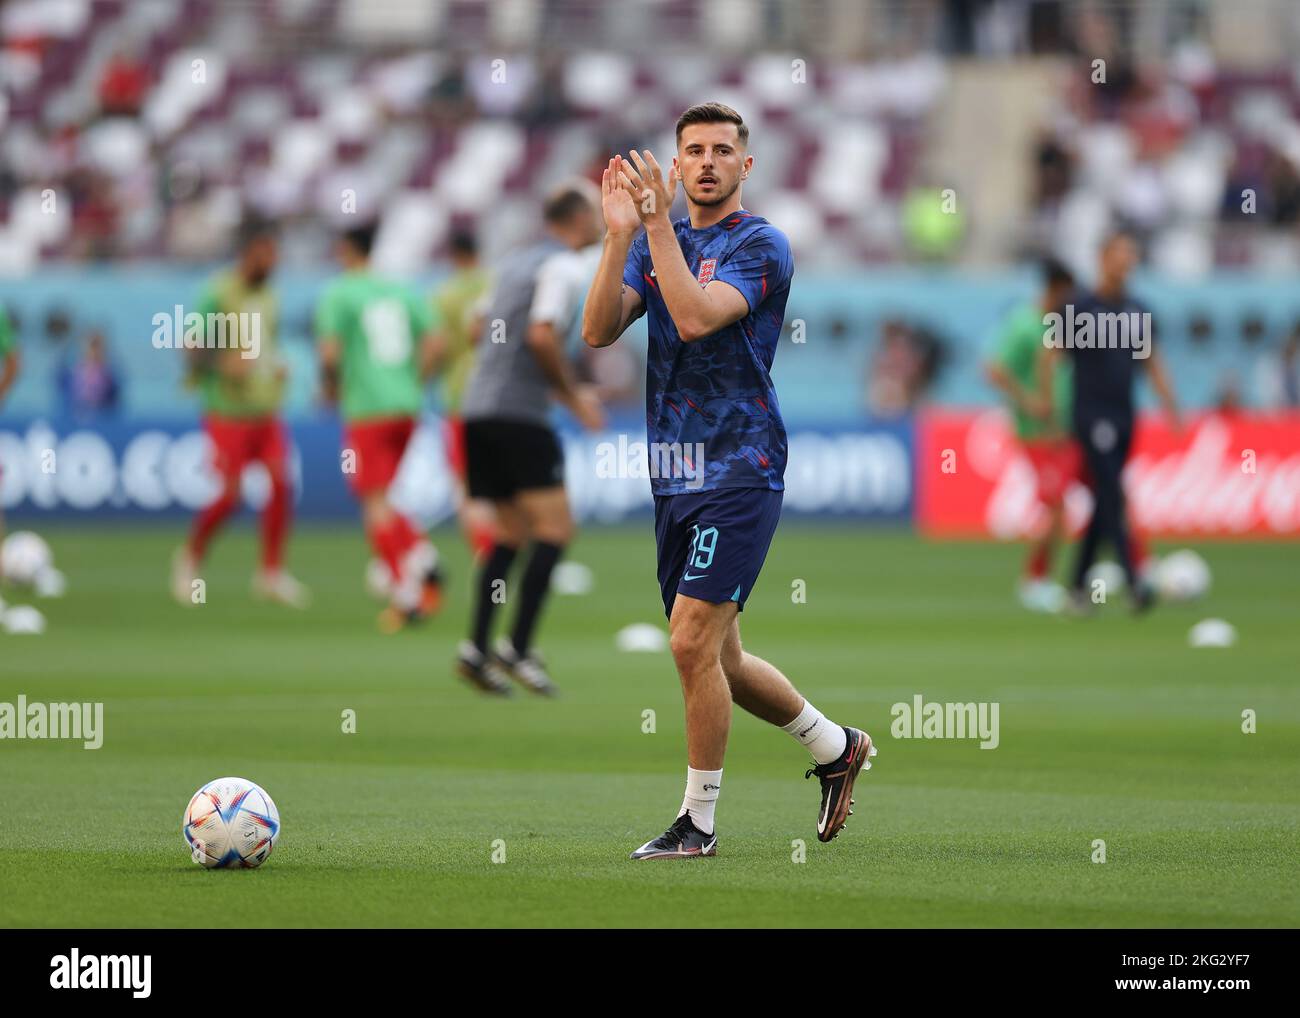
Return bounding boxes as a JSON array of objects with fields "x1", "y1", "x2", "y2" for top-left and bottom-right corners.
[
  {"x1": 622, "y1": 210, "x2": 794, "y2": 496},
  {"x1": 1063, "y1": 287, "x2": 1153, "y2": 428}
]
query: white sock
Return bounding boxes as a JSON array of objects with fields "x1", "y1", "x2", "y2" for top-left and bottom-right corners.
[
  {"x1": 782, "y1": 700, "x2": 847, "y2": 765},
  {"x1": 678, "y1": 767, "x2": 722, "y2": 835}
]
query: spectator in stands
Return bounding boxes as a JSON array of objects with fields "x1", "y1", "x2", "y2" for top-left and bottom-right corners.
[
  {"x1": 1213, "y1": 371, "x2": 1243, "y2": 417},
  {"x1": 1265, "y1": 150, "x2": 1300, "y2": 228},
  {"x1": 44, "y1": 305, "x2": 74, "y2": 347},
  {"x1": 865, "y1": 318, "x2": 947, "y2": 418},
  {"x1": 1033, "y1": 133, "x2": 1074, "y2": 209},
  {"x1": 901, "y1": 183, "x2": 966, "y2": 261},
  {"x1": 166, "y1": 178, "x2": 236, "y2": 261},
  {"x1": 69, "y1": 170, "x2": 119, "y2": 261},
  {"x1": 98, "y1": 47, "x2": 150, "y2": 117},
  {"x1": 428, "y1": 57, "x2": 474, "y2": 124},
  {"x1": 58, "y1": 330, "x2": 121, "y2": 422},
  {"x1": 1271, "y1": 324, "x2": 1300, "y2": 408},
  {"x1": 519, "y1": 55, "x2": 574, "y2": 127}
]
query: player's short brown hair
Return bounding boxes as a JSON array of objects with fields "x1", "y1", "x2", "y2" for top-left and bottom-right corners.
[
  {"x1": 237, "y1": 216, "x2": 277, "y2": 250},
  {"x1": 341, "y1": 222, "x2": 378, "y2": 257},
  {"x1": 675, "y1": 102, "x2": 748, "y2": 147},
  {"x1": 542, "y1": 181, "x2": 597, "y2": 224}
]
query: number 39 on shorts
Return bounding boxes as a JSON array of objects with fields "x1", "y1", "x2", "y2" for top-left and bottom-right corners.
[{"x1": 687, "y1": 525, "x2": 718, "y2": 571}]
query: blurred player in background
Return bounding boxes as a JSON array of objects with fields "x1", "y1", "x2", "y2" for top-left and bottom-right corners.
[
  {"x1": 0, "y1": 307, "x2": 19, "y2": 582},
  {"x1": 1044, "y1": 229, "x2": 1180, "y2": 614},
  {"x1": 454, "y1": 182, "x2": 606, "y2": 697},
  {"x1": 530, "y1": 215, "x2": 604, "y2": 378},
  {"x1": 985, "y1": 258, "x2": 1077, "y2": 614},
  {"x1": 583, "y1": 103, "x2": 874, "y2": 859},
  {"x1": 0, "y1": 309, "x2": 17, "y2": 402},
  {"x1": 172, "y1": 221, "x2": 309, "y2": 608},
  {"x1": 429, "y1": 229, "x2": 495, "y2": 559},
  {"x1": 316, "y1": 223, "x2": 444, "y2": 632}
]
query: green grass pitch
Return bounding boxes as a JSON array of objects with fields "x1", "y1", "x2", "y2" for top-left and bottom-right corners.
[{"x1": 0, "y1": 523, "x2": 1296, "y2": 928}]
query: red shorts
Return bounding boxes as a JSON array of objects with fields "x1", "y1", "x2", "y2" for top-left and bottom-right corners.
[
  {"x1": 343, "y1": 416, "x2": 416, "y2": 496},
  {"x1": 205, "y1": 416, "x2": 288, "y2": 483},
  {"x1": 442, "y1": 414, "x2": 468, "y2": 481},
  {"x1": 1022, "y1": 438, "x2": 1082, "y2": 506}
]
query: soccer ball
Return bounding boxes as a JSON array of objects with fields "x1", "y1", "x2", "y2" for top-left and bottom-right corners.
[
  {"x1": 1158, "y1": 550, "x2": 1211, "y2": 602},
  {"x1": 1085, "y1": 560, "x2": 1126, "y2": 597},
  {"x1": 2, "y1": 604, "x2": 46, "y2": 635},
  {"x1": 34, "y1": 567, "x2": 67, "y2": 598},
  {"x1": 551, "y1": 560, "x2": 594, "y2": 595},
  {"x1": 2, "y1": 531, "x2": 52, "y2": 586},
  {"x1": 1188, "y1": 617, "x2": 1236, "y2": 648},
  {"x1": 183, "y1": 777, "x2": 280, "y2": 869}
]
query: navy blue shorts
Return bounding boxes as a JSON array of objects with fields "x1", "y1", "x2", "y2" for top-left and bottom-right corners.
[{"x1": 653, "y1": 487, "x2": 783, "y2": 618}]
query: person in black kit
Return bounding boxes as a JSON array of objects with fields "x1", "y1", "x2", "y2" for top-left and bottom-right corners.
[{"x1": 1040, "y1": 230, "x2": 1180, "y2": 613}]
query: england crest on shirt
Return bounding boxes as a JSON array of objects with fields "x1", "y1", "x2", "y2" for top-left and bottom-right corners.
[{"x1": 696, "y1": 258, "x2": 717, "y2": 286}]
